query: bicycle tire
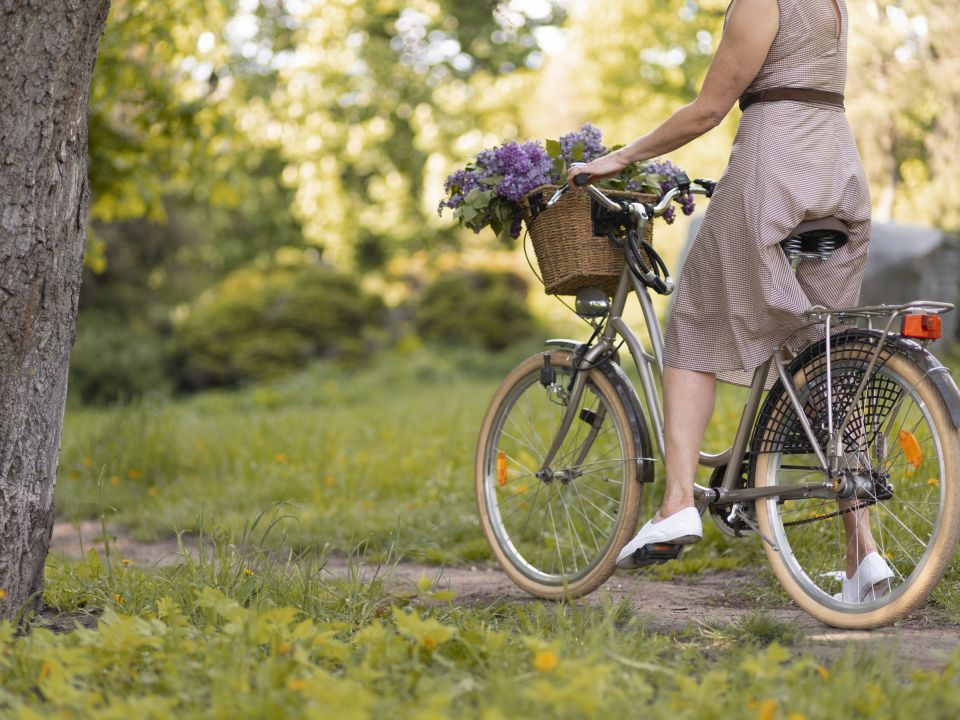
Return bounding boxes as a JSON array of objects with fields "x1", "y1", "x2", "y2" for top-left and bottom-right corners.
[
  {"x1": 475, "y1": 350, "x2": 652, "y2": 599},
  {"x1": 753, "y1": 336, "x2": 960, "y2": 628}
]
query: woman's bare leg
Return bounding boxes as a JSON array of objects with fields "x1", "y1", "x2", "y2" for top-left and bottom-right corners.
[
  {"x1": 840, "y1": 502, "x2": 879, "y2": 577},
  {"x1": 658, "y1": 367, "x2": 717, "y2": 519}
]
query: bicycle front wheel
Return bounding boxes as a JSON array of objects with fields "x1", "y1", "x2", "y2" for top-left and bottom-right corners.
[
  {"x1": 754, "y1": 337, "x2": 960, "y2": 628},
  {"x1": 475, "y1": 351, "x2": 650, "y2": 599}
]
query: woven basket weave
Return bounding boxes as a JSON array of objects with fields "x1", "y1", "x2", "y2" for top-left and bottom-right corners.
[{"x1": 521, "y1": 184, "x2": 656, "y2": 296}]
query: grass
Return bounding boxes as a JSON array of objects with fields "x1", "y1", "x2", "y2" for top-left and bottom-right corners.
[
  {"x1": 1, "y1": 520, "x2": 958, "y2": 718},
  {"x1": 2, "y1": 342, "x2": 959, "y2": 716}
]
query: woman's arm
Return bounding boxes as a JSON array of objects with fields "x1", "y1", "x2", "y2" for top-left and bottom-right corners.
[{"x1": 567, "y1": 0, "x2": 781, "y2": 184}]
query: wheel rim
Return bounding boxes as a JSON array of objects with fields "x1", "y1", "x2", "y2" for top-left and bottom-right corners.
[
  {"x1": 483, "y1": 365, "x2": 633, "y2": 586},
  {"x1": 761, "y1": 360, "x2": 946, "y2": 612}
]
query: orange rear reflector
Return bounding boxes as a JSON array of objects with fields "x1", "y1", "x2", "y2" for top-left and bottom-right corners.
[
  {"x1": 497, "y1": 452, "x2": 508, "y2": 486},
  {"x1": 898, "y1": 430, "x2": 923, "y2": 468},
  {"x1": 901, "y1": 314, "x2": 941, "y2": 340}
]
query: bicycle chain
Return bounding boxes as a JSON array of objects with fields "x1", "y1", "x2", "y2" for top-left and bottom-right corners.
[{"x1": 781, "y1": 500, "x2": 873, "y2": 528}]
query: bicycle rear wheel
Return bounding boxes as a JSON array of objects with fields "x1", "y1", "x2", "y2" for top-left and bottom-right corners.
[
  {"x1": 753, "y1": 336, "x2": 960, "y2": 628},
  {"x1": 475, "y1": 350, "x2": 650, "y2": 599}
]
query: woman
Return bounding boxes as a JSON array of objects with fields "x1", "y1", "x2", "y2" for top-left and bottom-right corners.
[{"x1": 567, "y1": 0, "x2": 891, "y2": 601}]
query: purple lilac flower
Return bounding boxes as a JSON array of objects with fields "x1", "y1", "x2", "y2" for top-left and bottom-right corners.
[
  {"x1": 558, "y1": 123, "x2": 607, "y2": 167},
  {"x1": 484, "y1": 141, "x2": 554, "y2": 203},
  {"x1": 627, "y1": 158, "x2": 696, "y2": 224},
  {"x1": 437, "y1": 166, "x2": 484, "y2": 213}
]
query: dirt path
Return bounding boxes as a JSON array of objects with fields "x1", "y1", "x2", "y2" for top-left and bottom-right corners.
[{"x1": 51, "y1": 521, "x2": 960, "y2": 668}]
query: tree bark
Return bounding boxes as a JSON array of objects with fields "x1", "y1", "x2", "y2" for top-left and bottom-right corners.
[{"x1": 0, "y1": 0, "x2": 110, "y2": 619}]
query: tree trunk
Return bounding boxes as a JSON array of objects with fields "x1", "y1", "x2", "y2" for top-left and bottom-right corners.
[{"x1": 0, "y1": 0, "x2": 110, "y2": 619}]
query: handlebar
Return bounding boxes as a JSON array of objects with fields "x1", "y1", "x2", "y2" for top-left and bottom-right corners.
[{"x1": 547, "y1": 171, "x2": 715, "y2": 218}]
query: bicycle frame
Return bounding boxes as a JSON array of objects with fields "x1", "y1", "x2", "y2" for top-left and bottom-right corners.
[{"x1": 535, "y1": 208, "x2": 957, "y2": 515}]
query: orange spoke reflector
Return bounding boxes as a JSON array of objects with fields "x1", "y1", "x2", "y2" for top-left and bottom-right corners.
[
  {"x1": 901, "y1": 313, "x2": 941, "y2": 340},
  {"x1": 497, "y1": 451, "x2": 508, "y2": 486},
  {"x1": 898, "y1": 430, "x2": 923, "y2": 468}
]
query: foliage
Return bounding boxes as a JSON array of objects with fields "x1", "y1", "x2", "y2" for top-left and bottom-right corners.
[
  {"x1": 5, "y1": 531, "x2": 960, "y2": 717},
  {"x1": 414, "y1": 269, "x2": 539, "y2": 351},
  {"x1": 172, "y1": 262, "x2": 386, "y2": 390},
  {"x1": 439, "y1": 123, "x2": 695, "y2": 242},
  {"x1": 69, "y1": 312, "x2": 170, "y2": 405}
]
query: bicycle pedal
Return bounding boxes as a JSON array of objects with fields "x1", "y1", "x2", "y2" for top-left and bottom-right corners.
[{"x1": 630, "y1": 542, "x2": 684, "y2": 566}]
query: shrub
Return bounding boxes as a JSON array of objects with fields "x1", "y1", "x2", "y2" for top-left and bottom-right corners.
[
  {"x1": 173, "y1": 264, "x2": 385, "y2": 390},
  {"x1": 414, "y1": 269, "x2": 538, "y2": 351},
  {"x1": 69, "y1": 311, "x2": 170, "y2": 404}
]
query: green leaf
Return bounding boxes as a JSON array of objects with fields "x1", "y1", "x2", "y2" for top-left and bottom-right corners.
[
  {"x1": 545, "y1": 139, "x2": 562, "y2": 158},
  {"x1": 571, "y1": 140, "x2": 585, "y2": 161}
]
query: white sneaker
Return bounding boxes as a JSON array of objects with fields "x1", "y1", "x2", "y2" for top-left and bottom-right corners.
[
  {"x1": 824, "y1": 552, "x2": 895, "y2": 603},
  {"x1": 615, "y1": 507, "x2": 702, "y2": 569}
]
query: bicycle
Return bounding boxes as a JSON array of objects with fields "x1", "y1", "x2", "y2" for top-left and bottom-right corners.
[{"x1": 474, "y1": 174, "x2": 960, "y2": 628}]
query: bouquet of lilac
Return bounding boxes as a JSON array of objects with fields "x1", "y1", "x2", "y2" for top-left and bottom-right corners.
[{"x1": 439, "y1": 123, "x2": 695, "y2": 242}]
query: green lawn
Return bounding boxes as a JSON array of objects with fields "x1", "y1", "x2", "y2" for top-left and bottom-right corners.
[{"x1": 8, "y1": 342, "x2": 957, "y2": 718}]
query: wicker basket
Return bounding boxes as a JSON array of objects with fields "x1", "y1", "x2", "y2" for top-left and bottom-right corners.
[{"x1": 521, "y1": 184, "x2": 656, "y2": 296}]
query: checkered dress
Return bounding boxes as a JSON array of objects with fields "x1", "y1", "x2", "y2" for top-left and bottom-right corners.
[{"x1": 663, "y1": 0, "x2": 871, "y2": 386}]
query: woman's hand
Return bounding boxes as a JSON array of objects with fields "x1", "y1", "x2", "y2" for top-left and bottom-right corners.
[{"x1": 565, "y1": 149, "x2": 629, "y2": 187}]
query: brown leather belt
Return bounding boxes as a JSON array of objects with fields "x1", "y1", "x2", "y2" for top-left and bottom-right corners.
[{"x1": 739, "y1": 87, "x2": 845, "y2": 112}]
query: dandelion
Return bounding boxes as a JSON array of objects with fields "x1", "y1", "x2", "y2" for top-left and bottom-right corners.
[
  {"x1": 243, "y1": 568, "x2": 255, "y2": 577},
  {"x1": 815, "y1": 665, "x2": 830, "y2": 680},
  {"x1": 927, "y1": 477, "x2": 939, "y2": 487},
  {"x1": 756, "y1": 699, "x2": 777, "y2": 720},
  {"x1": 82, "y1": 456, "x2": 93, "y2": 467},
  {"x1": 127, "y1": 468, "x2": 143, "y2": 480},
  {"x1": 147, "y1": 487, "x2": 159, "y2": 497},
  {"x1": 532, "y1": 649, "x2": 559, "y2": 672},
  {"x1": 274, "y1": 453, "x2": 287, "y2": 464},
  {"x1": 121, "y1": 559, "x2": 131, "y2": 566},
  {"x1": 113, "y1": 593, "x2": 124, "y2": 605}
]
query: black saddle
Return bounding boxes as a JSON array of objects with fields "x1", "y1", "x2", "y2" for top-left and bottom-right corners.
[{"x1": 781, "y1": 217, "x2": 849, "y2": 263}]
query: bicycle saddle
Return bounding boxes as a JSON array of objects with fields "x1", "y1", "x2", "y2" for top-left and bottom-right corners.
[{"x1": 781, "y1": 217, "x2": 849, "y2": 265}]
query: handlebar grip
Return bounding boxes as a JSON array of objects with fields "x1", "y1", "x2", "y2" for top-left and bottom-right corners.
[{"x1": 573, "y1": 173, "x2": 591, "y2": 187}]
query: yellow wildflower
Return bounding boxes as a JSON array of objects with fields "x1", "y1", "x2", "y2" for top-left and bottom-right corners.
[
  {"x1": 147, "y1": 487, "x2": 159, "y2": 497},
  {"x1": 110, "y1": 475, "x2": 120, "y2": 486},
  {"x1": 815, "y1": 665, "x2": 830, "y2": 680},
  {"x1": 113, "y1": 594, "x2": 124, "y2": 605},
  {"x1": 0, "y1": 588, "x2": 6, "y2": 600},
  {"x1": 82, "y1": 456, "x2": 93, "y2": 467},
  {"x1": 756, "y1": 699, "x2": 777, "y2": 720},
  {"x1": 274, "y1": 453, "x2": 287, "y2": 464},
  {"x1": 287, "y1": 678, "x2": 308, "y2": 692},
  {"x1": 928, "y1": 478, "x2": 939, "y2": 487},
  {"x1": 421, "y1": 637, "x2": 438, "y2": 651},
  {"x1": 243, "y1": 568, "x2": 255, "y2": 577},
  {"x1": 276, "y1": 642, "x2": 292, "y2": 656},
  {"x1": 532, "y1": 649, "x2": 559, "y2": 672},
  {"x1": 127, "y1": 468, "x2": 143, "y2": 480},
  {"x1": 37, "y1": 662, "x2": 51, "y2": 682},
  {"x1": 121, "y1": 559, "x2": 131, "y2": 566}
]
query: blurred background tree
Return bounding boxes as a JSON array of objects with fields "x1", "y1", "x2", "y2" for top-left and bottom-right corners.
[{"x1": 75, "y1": 0, "x2": 960, "y2": 402}]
